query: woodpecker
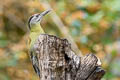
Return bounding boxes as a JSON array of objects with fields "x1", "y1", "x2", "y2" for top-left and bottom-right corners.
[{"x1": 28, "y1": 10, "x2": 51, "y2": 77}]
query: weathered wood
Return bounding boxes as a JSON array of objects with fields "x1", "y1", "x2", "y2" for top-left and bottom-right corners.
[
  {"x1": 87, "y1": 66, "x2": 105, "y2": 80},
  {"x1": 32, "y1": 34, "x2": 105, "y2": 80}
]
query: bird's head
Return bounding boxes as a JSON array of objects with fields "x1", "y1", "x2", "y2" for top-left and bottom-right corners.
[{"x1": 28, "y1": 9, "x2": 51, "y2": 29}]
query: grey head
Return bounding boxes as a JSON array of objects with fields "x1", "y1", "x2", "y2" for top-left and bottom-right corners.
[{"x1": 28, "y1": 9, "x2": 51, "y2": 29}]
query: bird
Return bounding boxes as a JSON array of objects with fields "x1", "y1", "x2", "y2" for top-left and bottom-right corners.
[{"x1": 28, "y1": 10, "x2": 51, "y2": 77}]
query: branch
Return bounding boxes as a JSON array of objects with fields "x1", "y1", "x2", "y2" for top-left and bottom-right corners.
[{"x1": 32, "y1": 34, "x2": 105, "y2": 80}]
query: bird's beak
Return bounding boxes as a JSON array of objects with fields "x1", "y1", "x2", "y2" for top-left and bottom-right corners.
[
  {"x1": 40, "y1": 9, "x2": 51, "y2": 16},
  {"x1": 37, "y1": 9, "x2": 51, "y2": 22}
]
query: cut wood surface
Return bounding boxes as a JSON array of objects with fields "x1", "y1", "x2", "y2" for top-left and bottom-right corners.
[{"x1": 32, "y1": 34, "x2": 105, "y2": 80}]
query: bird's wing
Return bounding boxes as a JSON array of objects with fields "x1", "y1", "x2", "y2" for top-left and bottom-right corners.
[
  {"x1": 28, "y1": 37, "x2": 40, "y2": 77},
  {"x1": 30, "y1": 51, "x2": 40, "y2": 77}
]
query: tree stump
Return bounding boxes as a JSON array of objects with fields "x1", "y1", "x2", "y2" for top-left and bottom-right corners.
[{"x1": 33, "y1": 34, "x2": 105, "y2": 80}]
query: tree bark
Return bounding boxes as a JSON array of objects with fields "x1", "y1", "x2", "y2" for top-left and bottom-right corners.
[{"x1": 33, "y1": 34, "x2": 105, "y2": 80}]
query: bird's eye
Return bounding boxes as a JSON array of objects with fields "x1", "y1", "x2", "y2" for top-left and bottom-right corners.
[{"x1": 36, "y1": 14, "x2": 39, "y2": 17}]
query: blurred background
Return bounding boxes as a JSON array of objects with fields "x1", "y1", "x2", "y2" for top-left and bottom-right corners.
[{"x1": 0, "y1": 0, "x2": 120, "y2": 80}]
